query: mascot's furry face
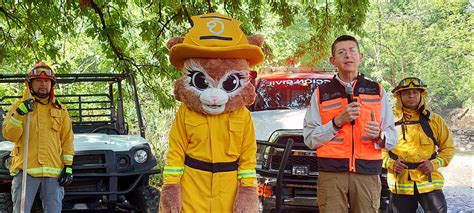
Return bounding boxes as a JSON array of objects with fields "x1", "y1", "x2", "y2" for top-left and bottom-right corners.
[
  {"x1": 166, "y1": 12, "x2": 264, "y2": 115},
  {"x1": 167, "y1": 33, "x2": 264, "y2": 115},
  {"x1": 173, "y1": 58, "x2": 256, "y2": 115}
]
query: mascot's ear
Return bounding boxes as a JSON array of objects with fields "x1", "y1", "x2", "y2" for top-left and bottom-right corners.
[
  {"x1": 166, "y1": 37, "x2": 185, "y2": 50},
  {"x1": 247, "y1": 34, "x2": 264, "y2": 48}
]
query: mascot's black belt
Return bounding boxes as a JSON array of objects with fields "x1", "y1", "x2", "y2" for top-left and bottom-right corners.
[{"x1": 185, "y1": 155, "x2": 238, "y2": 173}]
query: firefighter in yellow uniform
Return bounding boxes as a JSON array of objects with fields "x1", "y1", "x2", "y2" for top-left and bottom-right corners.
[
  {"x1": 3, "y1": 62, "x2": 74, "y2": 213},
  {"x1": 159, "y1": 12, "x2": 264, "y2": 212},
  {"x1": 383, "y1": 77, "x2": 455, "y2": 213}
]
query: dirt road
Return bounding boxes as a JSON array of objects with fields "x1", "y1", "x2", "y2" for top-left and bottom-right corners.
[{"x1": 440, "y1": 153, "x2": 474, "y2": 212}]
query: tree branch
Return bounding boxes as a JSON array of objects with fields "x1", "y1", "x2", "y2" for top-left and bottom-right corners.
[
  {"x1": 155, "y1": 14, "x2": 177, "y2": 42},
  {"x1": 181, "y1": 3, "x2": 193, "y2": 27},
  {"x1": 457, "y1": 108, "x2": 469, "y2": 120},
  {"x1": 153, "y1": 13, "x2": 178, "y2": 59},
  {"x1": 89, "y1": 0, "x2": 126, "y2": 61},
  {"x1": 0, "y1": 6, "x2": 23, "y2": 28},
  {"x1": 206, "y1": 0, "x2": 213, "y2": 13}
]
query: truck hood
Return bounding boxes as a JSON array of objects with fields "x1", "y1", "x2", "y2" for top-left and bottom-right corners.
[
  {"x1": 251, "y1": 109, "x2": 307, "y2": 141},
  {"x1": 0, "y1": 133, "x2": 149, "y2": 152}
]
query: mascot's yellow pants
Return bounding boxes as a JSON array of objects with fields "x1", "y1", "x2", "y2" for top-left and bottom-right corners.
[{"x1": 181, "y1": 166, "x2": 238, "y2": 212}]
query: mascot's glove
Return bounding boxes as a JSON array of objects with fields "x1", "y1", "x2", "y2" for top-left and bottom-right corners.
[
  {"x1": 160, "y1": 184, "x2": 181, "y2": 213},
  {"x1": 16, "y1": 99, "x2": 35, "y2": 115},
  {"x1": 58, "y1": 166, "x2": 73, "y2": 187},
  {"x1": 233, "y1": 185, "x2": 259, "y2": 213}
]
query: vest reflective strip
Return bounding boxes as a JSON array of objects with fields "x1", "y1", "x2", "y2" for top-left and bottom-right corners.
[
  {"x1": 361, "y1": 98, "x2": 380, "y2": 103},
  {"x1": 331, "y1": 138, "x2": 344, "y2": 142},
  {"x1": 163, "y1": 166, "x2": 184, "y2": 175},
  {"x1": 27, "y1": 167, "x2": 63, "y2": 175},
  {"x1": 322, "y1": 102, "x2": 342, "y2": 110},
  {"x1": 63, "y1": 155, "x2": 73, "y2": 162},
  {"x1": 237, "y1": 169, "x2": 257, "y2": 179},
  {"x1": 361, "y1": 136, "x2": 372, "y2": 141},
  {"x1": 9, "y1": 117, "x2": 23, "y2": 126}
]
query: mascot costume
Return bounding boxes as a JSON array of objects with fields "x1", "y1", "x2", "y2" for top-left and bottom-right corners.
[{"x1": 159, "y1": 12, "x2": 264, "y2": 213}]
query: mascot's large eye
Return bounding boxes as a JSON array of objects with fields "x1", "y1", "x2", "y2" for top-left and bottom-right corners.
[
  {"x1": 222, "y1": 73, "x2": 242, "y2": 92},
  {"x1": 189, "y1": 71, "x2": 209, "y2": 90}
]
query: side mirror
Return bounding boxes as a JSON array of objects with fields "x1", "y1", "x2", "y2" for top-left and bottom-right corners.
[{"x1": 249, "y1": 70, "x2": 258, "y2": 87}]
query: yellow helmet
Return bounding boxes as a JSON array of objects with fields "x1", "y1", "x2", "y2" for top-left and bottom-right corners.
[{"x1": 392, "y1": 77, "x2": 427, "y2": 94}]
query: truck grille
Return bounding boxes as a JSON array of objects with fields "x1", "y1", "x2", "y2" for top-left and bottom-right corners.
[
  {"x1": 270, "y1": 155, "x2": 318, "y2": 172},
  {"x1": 260, "y1": 134, "x2": 319, "y2": 175},
  {"x1": 66, "y1": 178, "x2": 108, "y2": 192},
  {"x1": 73, "y1": 154, "x2": 106, "y2": 173},
  {"x1": 275, "y1": 135, "x2": 311, "y2": 150},
  {"x1": 74, "y1": 154, "x2": 106, "y2": 164},
  {"x1": 66, "y1": 152, "x2": 109, "y2": 193}
]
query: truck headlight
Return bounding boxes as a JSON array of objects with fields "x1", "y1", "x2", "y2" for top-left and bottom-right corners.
[
  {"x1": 4, "y1": 156, "x2": 12, "y2": 170},
  {"x1": 133, "y1": 150, "x2": 148, "y2": 164}
]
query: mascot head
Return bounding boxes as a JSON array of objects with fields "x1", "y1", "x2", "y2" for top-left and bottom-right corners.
[{"x1": 167, "y1": 13, "x2": 264, "y2": 115}]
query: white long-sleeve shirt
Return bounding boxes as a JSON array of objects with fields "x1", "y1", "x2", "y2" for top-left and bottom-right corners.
[{"x1": 303, "y1": 83, "x2": 397, "y2": 151}]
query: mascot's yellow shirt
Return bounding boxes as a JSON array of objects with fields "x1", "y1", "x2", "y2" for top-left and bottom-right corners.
[{"x1": 163, "y1": 104, "x2": 257, "y2": 212}]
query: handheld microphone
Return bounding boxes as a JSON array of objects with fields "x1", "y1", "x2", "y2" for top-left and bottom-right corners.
[{"x1": 345, "y1": 84, "x2": 355, "y2": 125}]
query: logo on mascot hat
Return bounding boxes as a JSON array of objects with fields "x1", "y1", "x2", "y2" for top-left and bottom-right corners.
[{"x1": 168, "y1": 12, "x2": 264, "y2": 69}]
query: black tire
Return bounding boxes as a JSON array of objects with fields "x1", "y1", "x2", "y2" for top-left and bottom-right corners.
[
  {"x1": 0, "y1": 193, "x2": 13, "y2": 212},
  {"x1": 129, "y1": 185, "x2": 160, "y2": 213}
]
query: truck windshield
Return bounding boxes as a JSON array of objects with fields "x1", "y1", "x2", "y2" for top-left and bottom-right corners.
[{"x1": 251, "y1": 78, "x2": 330, "y2": 111}]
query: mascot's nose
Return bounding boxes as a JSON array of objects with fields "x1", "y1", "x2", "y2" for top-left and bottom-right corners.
[{"x1": 211, "y1": 97, "x2": 218, "y2": 104}]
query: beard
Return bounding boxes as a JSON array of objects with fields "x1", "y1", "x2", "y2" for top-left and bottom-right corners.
[{"x1": 34, "y1": 89, "x2": 50, "y2": 98}]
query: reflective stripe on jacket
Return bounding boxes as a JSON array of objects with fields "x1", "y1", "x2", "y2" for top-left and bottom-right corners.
[
  {"x1": 2, "y1": 89, "x2": 74, "y2": 178},
  {"x1": 316, "y1": 76, "x2": 383, "y2": 174},
  {"x1": 382, "y1": 95, "x2": 455, "y2": 195}
]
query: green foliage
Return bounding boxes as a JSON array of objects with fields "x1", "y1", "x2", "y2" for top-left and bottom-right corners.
[{"x1": 360, "y1": 0, "x2": 473, "y2": 116}]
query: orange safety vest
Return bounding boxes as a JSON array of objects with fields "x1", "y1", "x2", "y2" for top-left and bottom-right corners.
[{"x1": 316, "y1": 75, "x2": 383, "y2": 175}]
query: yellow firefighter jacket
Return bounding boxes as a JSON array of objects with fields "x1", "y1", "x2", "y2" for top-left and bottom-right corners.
[
  {"x1": 163, "y1": 104, "x2": 257, "y2": 212},
  {"x1": 2, "y1": 89, "x2": 74, "y2": 178},
  {"x1": 382, "y1": 92, "x2": 455, "y2": 195}
]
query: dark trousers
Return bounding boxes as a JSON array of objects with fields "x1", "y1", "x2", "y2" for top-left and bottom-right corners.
[{"x1": 389, "y1": 185, "x2": 447, "y2": 213}]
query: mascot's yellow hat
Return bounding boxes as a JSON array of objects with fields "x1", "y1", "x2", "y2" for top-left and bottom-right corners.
[{"x1": 169, "y1": 13, "x2": 265, "y2": 69}]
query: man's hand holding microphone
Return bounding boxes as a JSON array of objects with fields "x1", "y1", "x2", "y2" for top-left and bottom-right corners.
[
  {"x1": 333, "y1": 102, "x2": 361, "y2": 128},
  {"x1": 332, "y1": 84, "x2": 360, "y2": 128}
]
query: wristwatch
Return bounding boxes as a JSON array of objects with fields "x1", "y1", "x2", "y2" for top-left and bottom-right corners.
[
  {"x1": 332, "y1": 118, "x2": 341, "y2": 131},
  {"x1": 374, "y1": 131, "x2": 386, "y2": 147}
]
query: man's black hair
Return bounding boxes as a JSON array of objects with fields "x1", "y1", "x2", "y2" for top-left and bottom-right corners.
[{"x1": 331, "y1": 35, "x2": 360, "y2": 56}]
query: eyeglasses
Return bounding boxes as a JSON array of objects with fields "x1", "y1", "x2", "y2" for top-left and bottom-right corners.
[
  {"x1": 335, "y1": 47, "x2": 359, "y2": 57},
  {"x1": 31, "y1": 67, "x2": 53, "y2": 77}
]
